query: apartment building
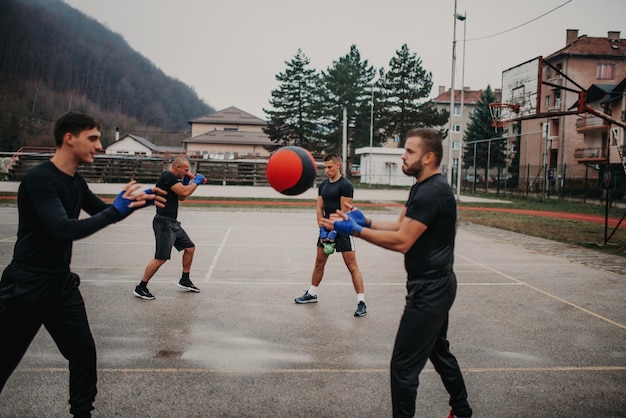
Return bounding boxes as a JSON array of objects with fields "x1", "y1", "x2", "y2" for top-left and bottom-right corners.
[
  {"x1": 431, "y1": 86, "x2": 500, "y2": 180},
  {"x1": 516, "y1": 29, "x2": 626, "y2": 192}
]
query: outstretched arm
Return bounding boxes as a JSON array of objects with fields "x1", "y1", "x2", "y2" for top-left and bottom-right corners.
[{"x1": 320, "y1": 206, "x2": 424, "y2": 254}]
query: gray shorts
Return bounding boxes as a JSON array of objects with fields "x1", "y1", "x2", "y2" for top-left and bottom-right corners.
[{"x1": 153, "y1": 215, "x2": 194, "y2": 260}]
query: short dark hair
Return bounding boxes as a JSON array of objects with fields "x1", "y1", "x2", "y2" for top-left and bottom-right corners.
[
  {"x1": 323, "y1": 153, "x2": 342, "y2": 163},
  {"x1": 406, "y1": 128, "x2": 443, "y2": 166},
  {"x1": 53, "y1": 112, "x2": 101, "y2": 147}
]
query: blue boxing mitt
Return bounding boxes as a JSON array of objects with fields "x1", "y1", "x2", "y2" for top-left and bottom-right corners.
[
  {"x1": 112, "y1": 191, "x2": 133, "y2": 217},
  {"x1": 193, "y1": 173, "x2": 206, "y2": 185},
  {"x1": 182, "y1": 173, "x2": 193, "y2": 186},
  {"x1": 333, "y1": 217, "x2": 362, "y2": 236},
  {"x1": 347, "y1": 208, "x2": 371, "y2": 228},
  {"x1": 142, "y1": 188, "x2": 155, "y2": 206}
]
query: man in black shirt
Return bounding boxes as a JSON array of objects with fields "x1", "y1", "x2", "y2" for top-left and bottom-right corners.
[
  {"x1": 0, "y1": 111, "x2": 165, "y2": 418},
  {"x1": 322, "y1": 129, "x2": 472, "y2": 418},
  {"x1": 134, "y1": 157, "x2": 205, "y2": 300},
  {"x1": 294, "y1": 153, "x2": 367, "y2": 317}
]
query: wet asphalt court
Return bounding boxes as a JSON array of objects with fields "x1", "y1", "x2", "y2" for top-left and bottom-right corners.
[{"x1": 0, "y1": 201, "x2": 624, "y2": 417}]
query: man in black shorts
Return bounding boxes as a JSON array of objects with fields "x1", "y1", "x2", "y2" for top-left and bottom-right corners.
[
  {"x1": 0, "y1": 111, "x2": 165, "y2": 418},
  {"x1": 294, "y1": 153, "x2": 367, "y2": 317},
  {"x1": 134, "y1": 157, "x2": 206, "y2": 300},
  {"x1": 322, "y1": 129, "x2": 472, "y2": 418}
]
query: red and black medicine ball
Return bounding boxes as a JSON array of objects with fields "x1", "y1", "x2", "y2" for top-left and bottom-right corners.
[{"x1": 266, "y1": 146, "x2": 317, "y2": 196}]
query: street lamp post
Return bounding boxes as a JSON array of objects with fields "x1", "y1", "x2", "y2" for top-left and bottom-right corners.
[
  {"x1": 369, "y1": 82, "x2": 374, "y2": 187},
  {"x1": 455, "y1": 11, "x2": 466, "y2": 201},
  {"x1": 447, "y1": 0, "x2": 459, "y2": 185}
]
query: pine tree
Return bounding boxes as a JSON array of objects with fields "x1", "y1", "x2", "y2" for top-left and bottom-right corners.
[
  {"x1": 462, "y1": 86, "x2": 507, "y2": 182},
  {"x1": 378, "y1": 44, "x2": 448, "y2": 147},
  {"x1": 319, "y1": 45, "x2": 375, "y2": 159},
  {"x1": 263, "y1": 49, "x2": 323, "y2": 151}
]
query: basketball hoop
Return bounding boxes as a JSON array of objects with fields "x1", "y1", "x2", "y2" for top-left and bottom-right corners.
[{"x1": 489, "y1": 103, "x2": 520, "y2": 129}]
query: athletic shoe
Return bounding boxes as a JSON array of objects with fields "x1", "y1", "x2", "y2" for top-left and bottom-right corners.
[
  {"x1": 134, "y1": 285, "x2": 155, "y2": 300},
  {"x1": 354, "y1": 301, "x2": 367, "y2": 317},
  {"x1": 294, "y1": 291, "x2": 318, "y2": 304},
  {"x1": 178, "y1": 279, "x2": 200, "y2": 292}
]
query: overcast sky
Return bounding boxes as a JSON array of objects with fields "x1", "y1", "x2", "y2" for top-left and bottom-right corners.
[{"x1": 63, "y1": 0, "x2": 625, "y2": 119}]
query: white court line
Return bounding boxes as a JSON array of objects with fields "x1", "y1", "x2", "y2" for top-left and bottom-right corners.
[
  {"x1": 17, "y1": 365, "x2": 626, "y2": 374},
  {"x1": 77, "y1": 279, "x2": 523, "y2": 286},
  {"x1": 457, "y1": 254, "x2": 626, "y2": 330},
  {"x1": 204, "y1": 226, "x2": 231, "y2": 283}
]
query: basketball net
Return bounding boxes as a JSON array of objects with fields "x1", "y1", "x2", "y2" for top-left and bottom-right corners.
[{"x1": 489, "y1": 103, "x2": 520, "y2": 130}]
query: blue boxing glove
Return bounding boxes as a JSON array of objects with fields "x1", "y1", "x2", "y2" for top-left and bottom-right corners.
[
  {"x1": 193, "y1": 173, "x2": 206, "y2": 185},
  {"x1": 319, "y1": 226, "x2": 329, "y2": 241},
  {"x1": 333, "y1": 217, "x2": 363, "y2": 236},
  {"x1": 112, "y1": 191, "x2": 133, "y2": 217},
  {"x1": 347, "y1": 208, "x2": 371, "y2": 228},
  {"x1": 327, "y1": 230, "x2": 337, "y2": 241},
  {"x1": 142, "y1": 188, "x2": 155, "y2": 206},
  {"x1": 182, "y1": 173, "x2": 193, "y2": 186}
]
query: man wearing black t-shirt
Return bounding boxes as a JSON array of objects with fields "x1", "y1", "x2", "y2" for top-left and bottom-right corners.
[
  {"x1": 295, "y1": 153, "x2": 367, "y2": 317},
  {"x1": 134, "y1": 157, "x2": 206, "y2": 300},
  {"x1": 322, "y1": 129, "x2": 472, "y2": 418},
  {"x1": 0, "y1": 112, "x2": 165, "y2": 418}
]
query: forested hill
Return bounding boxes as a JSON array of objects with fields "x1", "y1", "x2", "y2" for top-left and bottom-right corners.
[{"x1": 0, "y1": 0, "x2": 214, "y2": 150}]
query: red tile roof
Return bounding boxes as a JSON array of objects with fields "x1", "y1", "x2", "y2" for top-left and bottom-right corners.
[
  {"x1": 547, "y1": 35, "x2": 626, "y2": 59},
  {"x1": 431, "y1": 89, "x2": 500, "y2": 104}
]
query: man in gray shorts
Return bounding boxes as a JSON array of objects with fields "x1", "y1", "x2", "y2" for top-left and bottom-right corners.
[{"x1": 134, "y1": 157, "x2": 206, "y2": 300}]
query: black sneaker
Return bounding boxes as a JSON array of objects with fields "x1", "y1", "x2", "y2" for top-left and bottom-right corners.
[
  {"x1": 354, "y1": 301, "x2": 367, "y2": 317},
  {"x1": 178, "y1": 279, "x2": 200, "y2": 292},
  {"x1": 134, "y1": 285, "x2": 155, "y2": 300},
  {"x1": 294, "y1": 291, "x2": 318, "y2": 304}
]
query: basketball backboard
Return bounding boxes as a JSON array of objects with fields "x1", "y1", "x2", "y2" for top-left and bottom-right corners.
[{"x1": 499, "y1": 56, "x2": 542, "y2": 123}]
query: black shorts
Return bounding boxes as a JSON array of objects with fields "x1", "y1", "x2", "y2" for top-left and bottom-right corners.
[
  {"x1": 316, "y1": 231, "x2": 355, "y2": 253},
  {"x1": 153, "y1": 215, "x2": 194, "y2": 260}
]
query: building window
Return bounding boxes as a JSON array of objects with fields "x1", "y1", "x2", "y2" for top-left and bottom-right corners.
[
  {"x1": 452, "y1": 125, "x2": 461, "y2": 132},
  {"x1": 545, "y1": 96, "x2": 551, "y2": 108},
  {"x1": 452, "y1": 141, "x2": 460, "y2": 150},
  {"x1": 224, "y1": 127, "x2": 238, "y2": 132},
  {"x1": 453, "y1": 104, "x2": 461, "y2": 115},
  {"x1": 596, "y1": 64, "x2": 615, "y2": 80}
]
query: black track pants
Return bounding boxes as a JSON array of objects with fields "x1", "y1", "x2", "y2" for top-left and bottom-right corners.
[
  {"x1": 0, "y1": 263, "x2": 97, "y2": 417},
  {"x1": 390, "y1": 272, "x2": 472, "y2": 418}
]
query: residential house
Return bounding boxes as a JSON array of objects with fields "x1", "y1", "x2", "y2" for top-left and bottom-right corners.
[
  {"x1": 105, "y1": 134, "x2": 184, "y2": 157},
  {"x1": 184, "y1": 107, "x2": 272, "y2": 160}
]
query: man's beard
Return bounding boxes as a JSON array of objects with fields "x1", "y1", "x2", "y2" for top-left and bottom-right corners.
[{"x1": 402, "y1": 161, "x2": 422, "y2": 177}]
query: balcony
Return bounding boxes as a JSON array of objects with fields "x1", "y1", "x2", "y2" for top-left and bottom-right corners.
[
  {"x1": 575, "y1": 115, "x2": 608, "y2": 132},
  {"x1": 574, "y1": 147, "x2": 607, "y2": 163}
]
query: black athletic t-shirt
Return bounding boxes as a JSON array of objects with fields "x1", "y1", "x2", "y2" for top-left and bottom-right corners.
[
  {"x1": 318, "y1": 176, "x2": 354, "y2": 218},
  {"x1": 155, "y1": 171, "x2": 181, "y2": 219},
  {"x1": 12, "y1": 161, "x2": 122, "y2": 271},
  {"x1": 404, "y1": 173, "x2": 457, "y2": 281}
]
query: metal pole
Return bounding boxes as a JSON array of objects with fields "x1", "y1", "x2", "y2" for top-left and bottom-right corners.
[
  {"x1": 541, "y1": 123, "x2": 550, "y2": 202},
  {"x1": 447, "y1": 0, "x2": 458, "y2": 184},
  {"x1": 455, "y1": 11, "x2": 466, "y2": 200},
  {"x1": 604, "y1": 129, "x2": 611, "y2": 244},
  {"x1": 369, "y1": 85, "x2": 374, "y2": 187},
  {"x1": 342, "y1": 107, "x2": 347, "y2": 176}
]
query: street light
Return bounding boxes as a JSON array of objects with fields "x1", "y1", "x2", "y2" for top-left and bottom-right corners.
[
  {"x1": 447, "y1": 0, "x2": 459, "y2": 185},
  {"x1": 369, "y1": 80, "x2": 374, "y2": 187},
  {"x1": 455, "y1": 11, "x2": 466, "y2": 201}
]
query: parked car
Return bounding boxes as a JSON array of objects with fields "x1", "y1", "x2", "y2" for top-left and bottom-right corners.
[{"x1": 350, "y1": 164, "x2": 360, "y2": 176}]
